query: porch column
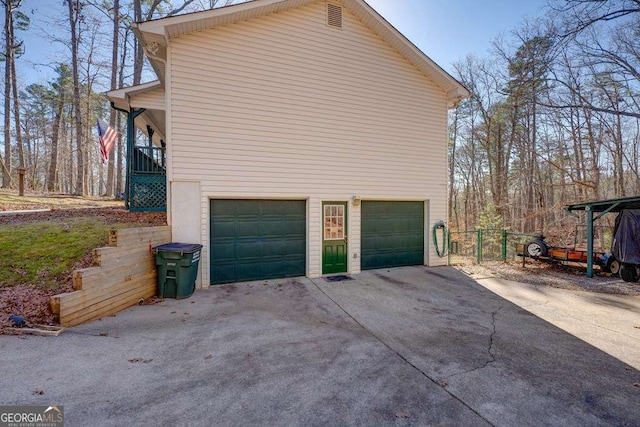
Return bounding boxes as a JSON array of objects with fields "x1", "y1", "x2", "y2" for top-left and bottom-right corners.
[
  {"x1": 124, "y1": 108, "x2": 146, "y2": 210},
  {"x1": 586, "y1": 206, "x2": 593, "y2": 278}
]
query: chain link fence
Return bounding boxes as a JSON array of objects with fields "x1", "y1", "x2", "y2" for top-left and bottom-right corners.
[
  {"x1": 448, "y1": 225, "x2": 615, "y2": 265},
  {"x1": 448, "y1": 229, "x2": 537, "y2": 264}
]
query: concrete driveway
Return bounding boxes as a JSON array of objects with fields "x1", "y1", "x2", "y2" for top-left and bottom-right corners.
[{"x1": 1, "y1": 267, "x2": 639, "y2": 426}]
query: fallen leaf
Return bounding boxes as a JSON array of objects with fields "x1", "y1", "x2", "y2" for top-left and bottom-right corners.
[
  {"x1": 170, "y1": 311, "x2": 176, "y2": 314},
  {"x1": 204, "y1": 354, "x2": 213, "y2": 360},
  {"x1": 33, "y1": 390, "x2": 45, "y2": 395},
  {"x1": 440, "y1": 380, "x2": 448, "y2": 387},
  {"x1": 395, "y1": 412, "x2": 409, "y2": 419},
  {"x1": 128, "y1": 358, "x2": 143, "y2": 363},
  {"x1": 633, "y1": 383, "x2": 640, "y2": 388},
  {"x1": 99, "y1": 332, "x2": 109, "y2": 337}
]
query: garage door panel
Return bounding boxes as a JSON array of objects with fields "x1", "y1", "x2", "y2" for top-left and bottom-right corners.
[
  {"x1": 244, "y1": 222, "x2": 262, "y2": 237},
  {"x1": 284, "y1": 260, "x2": 306, "y2": 276},
  {"x1": 236, "y1": 240, "x2": 261, "y2": 258},
  {"x1": 260, "y1": 219, "x2": 283, "y2": 236},
  {"x1": 361, "y1": 201, "x2": 424, "y2": 270},
  {"x1": 211, "y1": 220, "x2": 236, "y2": 238},
  {"x1": 284, "y1": 239, "x2": 305, "y2": 256},
  {"x1": 235, "y1": 262, "x2": 262, "y2": 282},
  {"x1": 211, "y1": 264, "x2": 236, "y2": 284},
  {"x1": 210, "y1": 200, "x2": 306, "y2": 285},
  {"x1": 211, "y1": 242, "x2": 235, "y2": 260}
]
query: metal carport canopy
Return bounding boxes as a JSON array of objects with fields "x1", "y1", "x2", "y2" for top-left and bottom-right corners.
[{"x1": 566, "y1": 195, "x2": 640, "y2": 277}]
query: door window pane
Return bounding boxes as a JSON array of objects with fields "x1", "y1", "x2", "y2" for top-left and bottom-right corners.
[{"x1": 324, "y1": 204, "x2": 345, "y2": 240}]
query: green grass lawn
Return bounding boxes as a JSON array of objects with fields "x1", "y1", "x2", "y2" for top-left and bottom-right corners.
[{"x1": 0, "y1": 218, "x2": 123, "y2": 289}]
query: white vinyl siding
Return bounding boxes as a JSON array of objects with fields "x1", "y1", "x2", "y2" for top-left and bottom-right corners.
[{"x1": 168, "y1": 0, "x2": 448, "y2": 285}]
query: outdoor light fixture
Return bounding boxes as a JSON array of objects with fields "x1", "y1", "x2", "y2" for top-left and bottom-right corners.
[
  {"x1": 352, "y1": 196, "x2": 361, "y2": 206},
  {"x1": 147, "y1": 41, "x2": 160, "y2": 56}
]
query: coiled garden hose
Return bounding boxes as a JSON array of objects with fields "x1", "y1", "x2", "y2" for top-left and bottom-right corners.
[{"x1": 432, "y1": 220, "x2": 449, "y2": 258}]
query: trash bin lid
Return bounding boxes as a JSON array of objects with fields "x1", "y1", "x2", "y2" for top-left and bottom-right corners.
[{"x1": 154, "y1": 243, "x2": 203, "y2": 254}]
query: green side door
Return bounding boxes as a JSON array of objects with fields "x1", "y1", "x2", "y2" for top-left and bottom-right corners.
[
  {"x1": 361, "y1": 201, "x2": 424, "y2": 270},
  {"x1": 322, "y1": 202, "x2": 348, "y2": 275},
  {"x1": 210, "y1": 200, "x2": 306, "y2": 285}
]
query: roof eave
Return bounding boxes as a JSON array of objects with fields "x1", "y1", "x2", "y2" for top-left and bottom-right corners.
[
  {"x1": 106, "y1": 80, "x2": 163, "y2": 110},
  {"x1": 132, "y1": 23, "x2": 167, "y2": 83}
]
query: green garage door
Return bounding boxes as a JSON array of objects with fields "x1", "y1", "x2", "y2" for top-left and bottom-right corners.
[
  {"x1": 210, "y1": 200, "x2": 306, "y2": 285},
  {"x1": 361, "y1": 201, "x2": 424, "y2": 270}
]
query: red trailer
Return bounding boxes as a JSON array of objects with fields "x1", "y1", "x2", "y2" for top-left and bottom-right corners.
[{"x1": 517, "y1": 235, "x2": 618, "y2": 275}]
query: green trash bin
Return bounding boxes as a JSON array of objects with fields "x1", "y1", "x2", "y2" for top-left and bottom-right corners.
[{"x1": 154, "y1": 243, "x2": 203, "y2": 299}]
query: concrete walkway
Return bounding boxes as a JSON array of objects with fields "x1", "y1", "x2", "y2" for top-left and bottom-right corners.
[
  {"x1": 1, "y1": 267, "x2": 638, "y2": 426},
  {"x1": 472, "y1": 274, "x2": 640, "y2": 370}
]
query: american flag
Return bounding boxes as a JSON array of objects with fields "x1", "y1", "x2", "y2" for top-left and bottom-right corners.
[{"x1": 97, "y1": 119, "x2": 119, "y2": 165}]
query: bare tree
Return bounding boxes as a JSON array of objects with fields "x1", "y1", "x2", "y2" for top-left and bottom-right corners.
[
  {"x1": 46, "y1": 66, "x2": 70, "y2": 192},
  {"x1": 67, "y1": 0, "x2": 84, "y2": 195},
  {"x1": 1, "y1": 0, "x2": 14, "y2": 187},
  {"x1": 104, "y1": 0, "x2": 119, "y2": 196}
]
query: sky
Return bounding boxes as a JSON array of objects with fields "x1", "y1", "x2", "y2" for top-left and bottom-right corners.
[
  {"x1": 17, "y1": 0, "x2": 549, "y2": 86},
  {"x1": 365, "y1": 0, "x2": 549, "y2": 73}
]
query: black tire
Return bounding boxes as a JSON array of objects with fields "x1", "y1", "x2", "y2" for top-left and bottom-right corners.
[
  {"x1": 619, "y1": 264, "x2": 639, "y2": 283},
  {"x1": 525, "y1": 239, "x2": 548, "y2": 258}
]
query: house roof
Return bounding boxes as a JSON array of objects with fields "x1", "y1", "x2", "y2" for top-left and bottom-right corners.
[
  {"x1": 107, "y1": 80, "x2": 166, "y2": 142},
  {"x1": 108, "y1": 80, "x2": 163, "y2": 111},
  {"x1": 133, "y1": 0, "x2": 469, "y2": 106}
]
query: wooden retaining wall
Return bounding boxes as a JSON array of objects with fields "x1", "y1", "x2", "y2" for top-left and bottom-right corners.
[{"x1": 51, "y1": 226, "x2": 171, "y2": 327}]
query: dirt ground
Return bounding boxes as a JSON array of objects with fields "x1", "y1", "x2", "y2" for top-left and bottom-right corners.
[
  {"x1": 0, "y1": 206, "x2": 166, "y2": 226},
  {"x1": 0, "y1": 190, "x2": 122, "y2": 211},
  {"x1": 457, "y1": 259, "x2": 640, "y2": 296},
  {"x1": 0, "y1": 204, "x2": 166, "y2": 332}
]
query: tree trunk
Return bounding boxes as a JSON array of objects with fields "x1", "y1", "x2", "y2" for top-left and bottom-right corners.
[
  {"x1": 105, "y1": 0, "x2": 119, "y2": 196},
  {"x1": 46, "y1": 93, "x2": 64, "y2": 192},
  {"x1": 448, "y1": 109, "x2": 458, "y2": 228},
  {"x1": 116, "y1": 26, "x2": 130, "y2": 197},
  {"x1": 68, "y1": 0, "x2": 84, "y2": 195},
  {"x1": 2, "y1": 0, "x2": 12, "y2": 187},
  {"x1": 10, "y1": 32, "x2": 23, "y2": 169},
  {"x1": 133, "y1": 0, "x2": 143, "y2": 85}
]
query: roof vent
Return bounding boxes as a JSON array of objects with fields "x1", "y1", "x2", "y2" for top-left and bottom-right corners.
[{"x1": 327, "y1": 3, "x2": 343, "y2": 28}]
